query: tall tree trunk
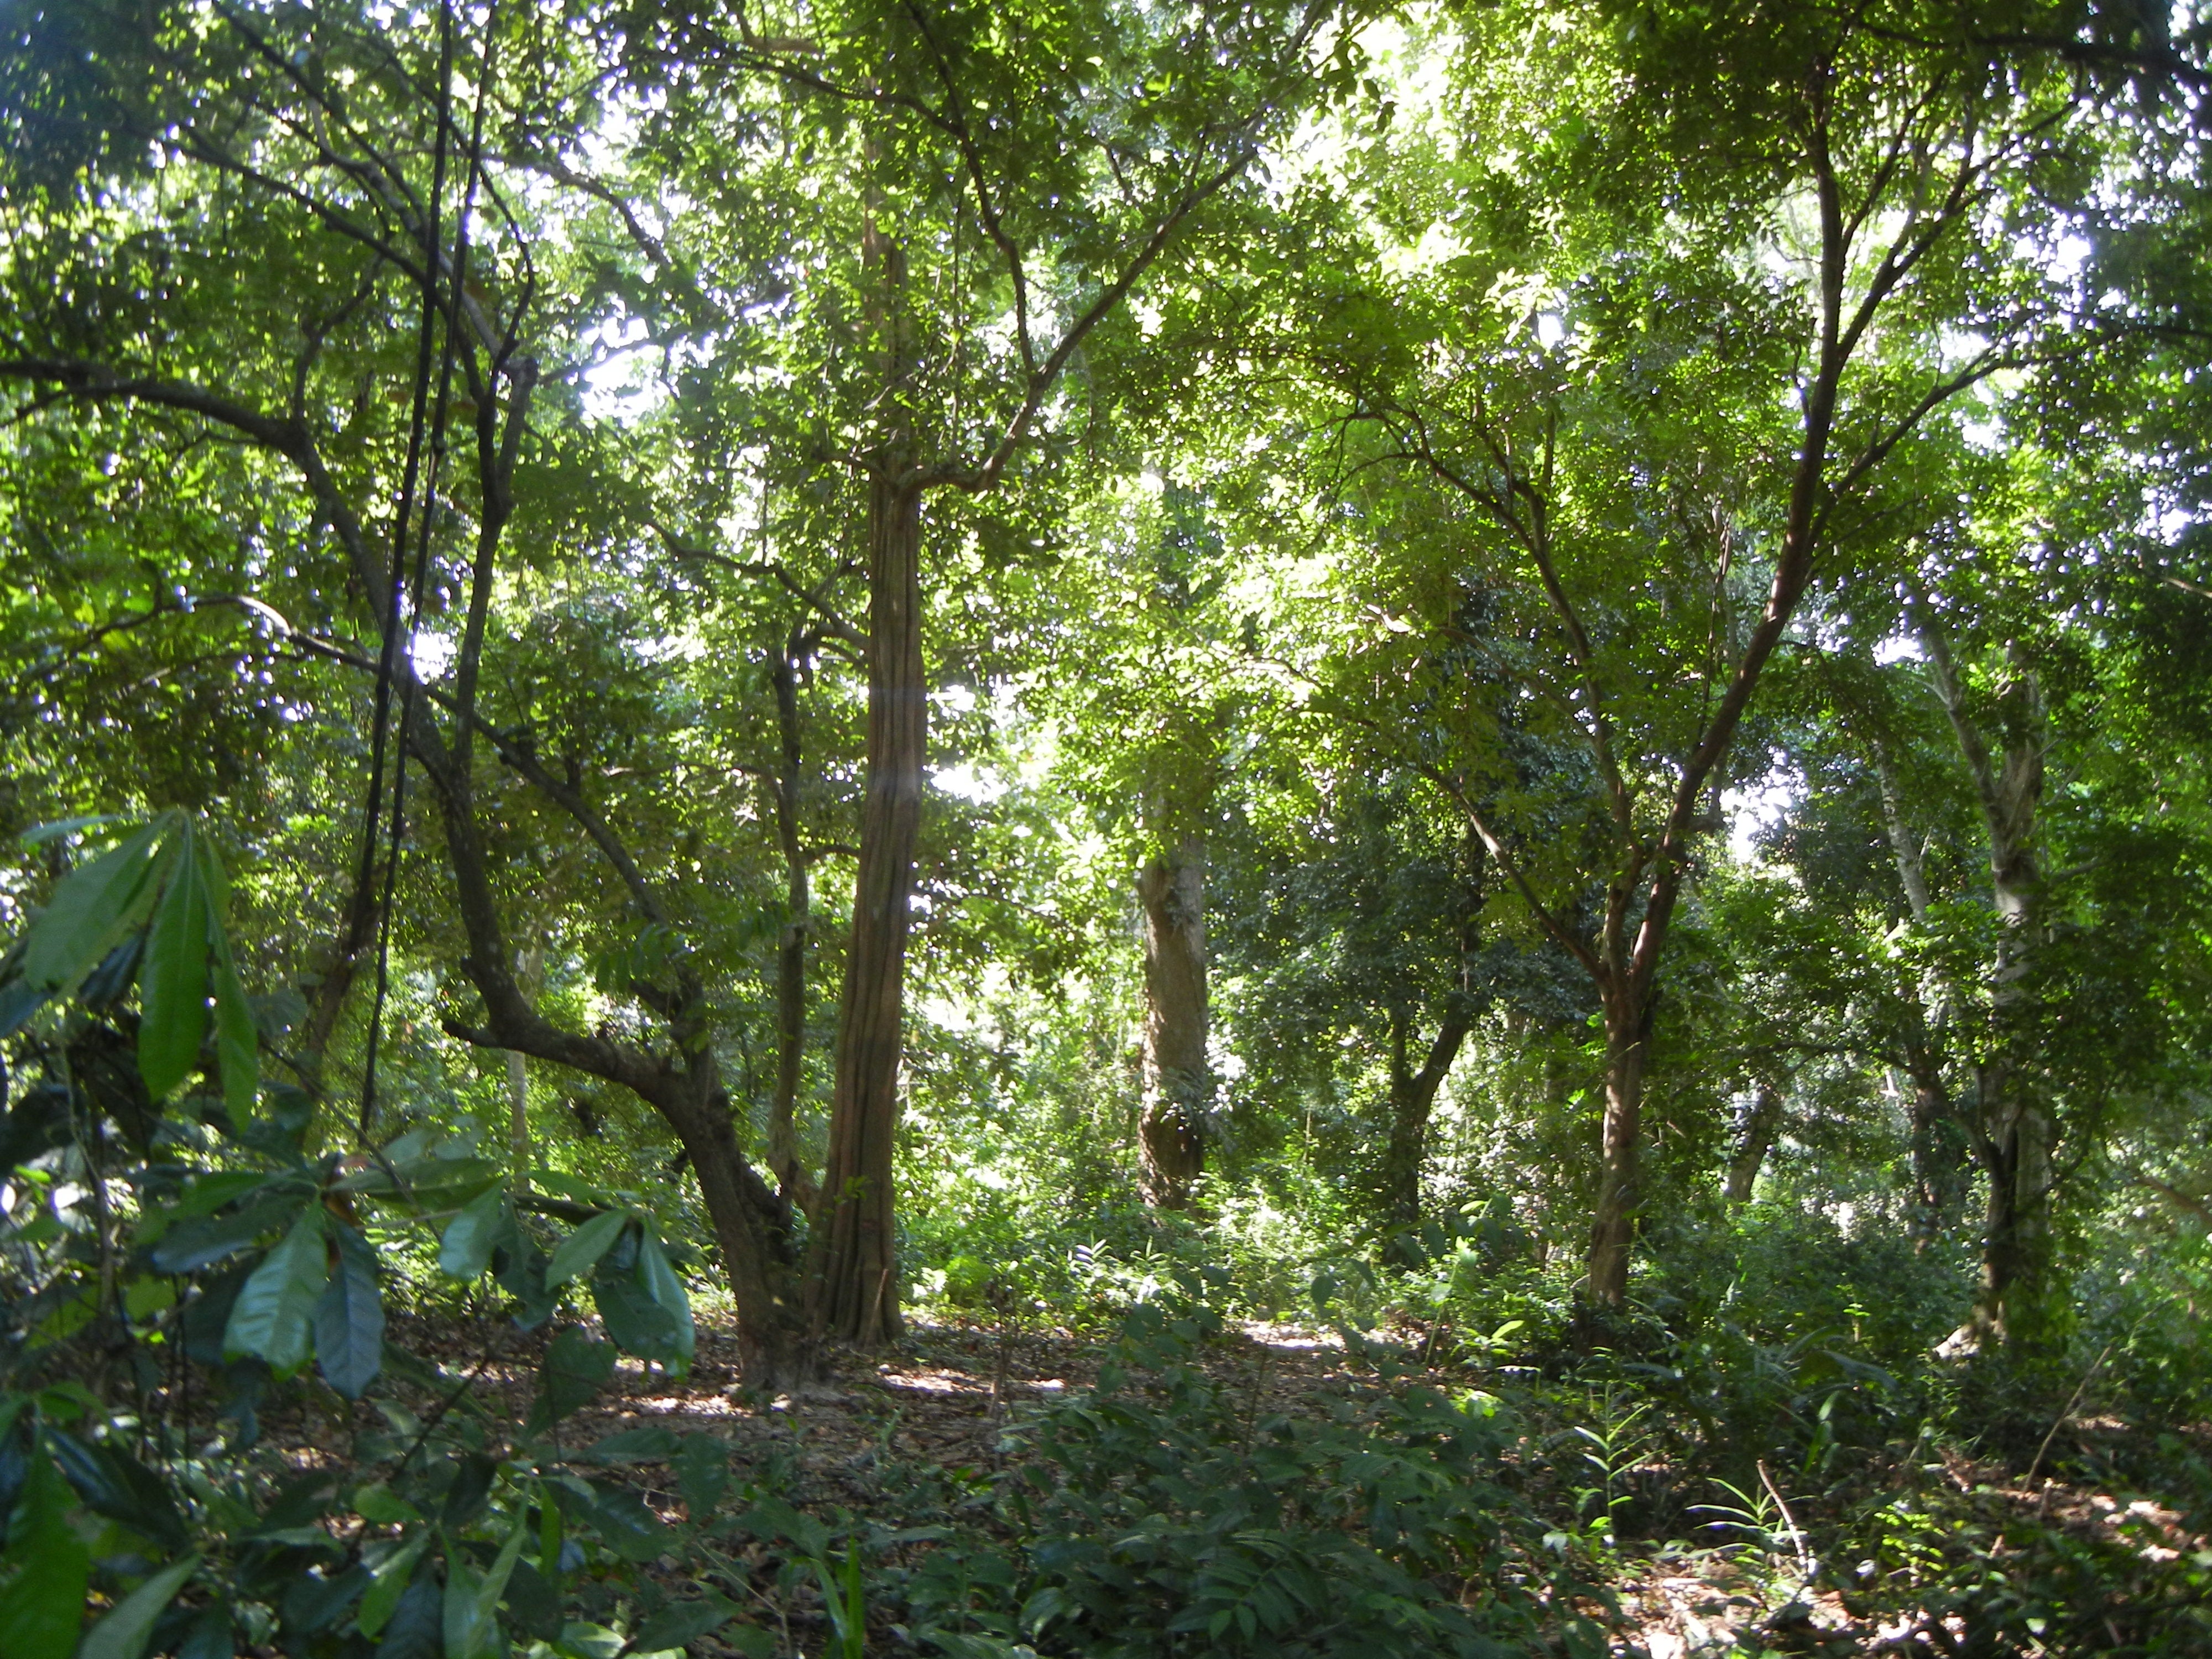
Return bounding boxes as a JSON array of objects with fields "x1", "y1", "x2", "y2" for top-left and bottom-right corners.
[
  {"x1": 1870, "y1": 737, "x2": 1967, "y2": 1243},
  {"x1": 1136, "y1": 836, "x2": 1209, "y2": 1207},
  {"x1": 809, "y1": 475, "x2": 924, "y2": 1344},
  {"x1": 766, "y1": 633, "x2": 820, "y2": 1218},
  {"x1": 1724, "y1": 1082, "x2": 1784, "y2": 1207},
  {"x1": 1382, "y1": 1004, "x2": 1474, "y2": 1232},
  {"x1": 1923, "y1": 624, "x2": 2059, "y2": 1358},
  {"x1": 1587, "y1": 987, "x2": 1653, "y2": 1307}
]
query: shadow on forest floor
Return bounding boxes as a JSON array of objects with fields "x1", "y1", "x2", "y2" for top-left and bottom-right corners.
[{"x1": 227, "y1": 1312, "x2": 2209, "y2": 1658}]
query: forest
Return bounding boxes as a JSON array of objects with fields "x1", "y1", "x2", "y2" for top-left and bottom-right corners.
[{"x1": 1, "y1": 0, "x2": 2210, "y2": 1655}]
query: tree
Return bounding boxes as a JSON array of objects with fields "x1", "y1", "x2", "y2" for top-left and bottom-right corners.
[
  {"x1": 0, "y1": 0, "x2": 844, "y2": 1381},
  {"x1": 620, "y1": 0, "x2": 1357, "y2": 1338},
  {"x1": 1266, "y1": 0, "x2": 2099, "y2": 1307}
]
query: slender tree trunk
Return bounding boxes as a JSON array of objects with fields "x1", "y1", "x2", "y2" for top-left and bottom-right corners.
[
  {"x1": 1923, "y1": 625, "x2": 2059, "y2": 1358},
  {"x1": 1383, "y1": 1005, "x2": 1474, "y2": 1231},
  {"x1": 1902, "y1": 1050, "x2": 1968, "y2": 1245},
  {"x1": 766, "y1": 635, "x2": 820, "y2": 1218},
  {"x1": 1587, "y1": 988, "x2": 1653, "y2": 1307},
  {"x1": 1971, "y1": 1056, "x2": 2059, "y2": 1352},
  {"x1": 810, "y1": 475, "x2": 925, "y2": 1344},
  {"x1": 507, "y1": 945, "x2": 541, "y2": 1192},
  {"x1": 1724, "y1": 1082, "x2": 1784, "y2": 1207},
  {"x1": 1136, "y1": 835, "x2": 1209, "y2": 1207}
]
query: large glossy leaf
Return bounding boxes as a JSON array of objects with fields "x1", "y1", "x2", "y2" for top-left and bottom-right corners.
[
  {"x1": 76, "y1": 1553, "x2": 200, "y2": 1659},
  {"x1": 636, "y1": 1230, "x2": 696, "y2": 1363},
  {"x1": 592, "y1": 1262, "x2": 684, "y2": 1364},
  {"x1": 628, "y1": 1593, "x2": 738, "y2": 1653},
  {"x1": 530, "y1": 1328, "x2": 616, "y2": 1429},
  {"x1": 205, "y1": 916, "x2": 258, "y2": 1129},
  {"x1": 0, "y1": 1441, "x2": 90, "y2": 1659},
  {"x1": 444, "y1": 1507, "x2": 529, "y2": 1659},
  {"x1": 19, "y1": 819, "x2": 169, "y2": 993},
  {"x1": 312, "y1": 1225, "x2": 383, "y2": 1400},
  {"x1": 369, "y1": 1566, "x2": 442, "y2": 1659},
  {"x1": 137, "y1": 823, "x2": 211, "y2": 1099},
  {"x1": 0, "y1": 979, "x2": 50, "y2": 1040},
  {"x1": 586, "y1": 1481, "x2": 670, "y2": 1565},
  {"x1": 148, "y1": 1191, "x2": 312, "y2": 1275},
  {"x1": 45, "y1": 1432, "x2": 189, "y2": 1553},
  {"x1": 438, "y1": 1184, "x2": 509, "y2": 1280},
  {"x1": 544, "y1": 1208, "x2": 628, "y2": 1288},
  {"x1": 223, "y1": 1209, "x2": 326, "y2": 1376},
  {"x1": 357, "y1": 1535, "x2": 429, "y2": 1641}
]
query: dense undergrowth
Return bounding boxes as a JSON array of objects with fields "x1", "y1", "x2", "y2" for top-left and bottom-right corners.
[
  {"x1": 7, "y1": 1133, "x2": 2208, "y2": 1659},
  {"x1": 1, "y1": 820, "x2": 2207, "y2": 1659}
]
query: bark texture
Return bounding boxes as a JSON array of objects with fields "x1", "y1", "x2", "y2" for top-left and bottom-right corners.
[
  {"x1": 1924, "y1": 624, "x2": 2061, "y2": 1358},
  {"x1": 1724, "y1": 1082, "x2": 1785, "y2": 1207},
  {"x1": 1587, "y1": 994, "x2": 1654, "y2": 1306},
  {"x1": 1137, "y1": 837, "x2": 1209, "y2": 1208},
  {"x1": 1381, "y1": 1005, "x2": 1474, "y2": 1230},
  {"x1": 766, "y1": 630, "x2": 821, "y2": 1219},
  {"x1": 808, "y1": 476, "x2": 925, "y2": 1345}
]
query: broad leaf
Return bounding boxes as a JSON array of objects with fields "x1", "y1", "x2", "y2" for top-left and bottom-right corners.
[
  {"x1": 312, "y1": 1224, "x2": 384, "y2": 1400},
  {"x1": 444, "y1": 1509, "x2": 529, "y2": 1659},
  {"x1": 223, "y1": 1209, "x2": 326, "y2": 1376},
  {"x1": 138, "y1": 823, "x2": 211, "y2": 1099},
  {"x1": 205, "y1": 905, "x2": 259, "y2": 1128},
  {"x1": 76, "y1": 1553, "x2": 200, "y2": 1659},
  {"x1": 369, "y1": 1567, "x2": 441, "y2": 1659},
  {"x1": 593, "y1": 1263, "x2": 685, "y2": 1364},
  {"x1": 148, "y1": 1191, "x2": 311, "y2": 1275},
  {"x1": 636, "y1": 1230, "x2": 696, "y2": 1363},
  {"x1": 530, "y1": 1328, "x2": 616, "y2": 1429},
  {"x1": 544, "y1": 1208, "x2": 628, "y2": 1288},
  {"x1": 627, "y1": 1593, "x2": 737, "y2": 1653},
  {"x1": 438, "y1": 1184, "x2": 509, "y2": 1280},
  {"x1": 19, "y1": 819, "x2": 169, "y2": 993},
  {"x1": 45, "y1": 1432, "x2": 189, "y2": 1553},
  {"x1": 357, "y1": 1535, "x2": 429, "y2": 1641},
  {"x1": 0, "y1": 1441, "x2": 90, "y2": 1659}
]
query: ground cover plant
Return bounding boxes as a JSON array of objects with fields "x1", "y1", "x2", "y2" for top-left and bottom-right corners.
[{"x1": 3, "y1": 1, "x2": 2211, "y2": 1655}]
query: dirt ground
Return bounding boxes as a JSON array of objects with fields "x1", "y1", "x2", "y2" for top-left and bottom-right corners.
[{"x1": 227, "y1": 1313, "x2": 2205, "y2": 1658}]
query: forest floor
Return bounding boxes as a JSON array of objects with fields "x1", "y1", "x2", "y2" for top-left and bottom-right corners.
[{"x1": 236, "y1": 1312, "x2": 2207, "y2": 1658}]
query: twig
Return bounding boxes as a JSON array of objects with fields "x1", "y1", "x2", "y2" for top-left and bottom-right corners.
[
  {"x1": 2026, "y1": 1343, "x2": 2112, "y2": 1491},
  {"x1": 1757, "y1": 1458, "x2": 1813, "y2": 1585}
]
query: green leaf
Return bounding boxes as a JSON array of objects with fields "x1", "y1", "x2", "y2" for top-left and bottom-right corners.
[
  {"x1": 530, "y1": 1329, "x2": 616, "y2": 1430},
  {"x1": 0, "y1": 1442, "x2": 91, "y2": 1659},
  {"x1": 544, "y1": 1209, "x2": 628, "y2": 1288},
  {"x1": 148, "y1": 1191, "x2": 311, "y2": 1274},
  {"x1": 312, "y1": 1224, "x2": 384, "y2": 1400},
  {"x1": 223, "y1": 1209, "x2": 326, "y2": 1376},
  {"x1": 592, "y1": 1262, "x2": 684, "y2": 1363},
  {"x1": 357, "y1": 1534, "x2": 429, "y2": 1640},
  {"x1": 138, "y1": 823, "x2": 211, "y2": 1099},
  {"x1": 45, "y1": 1432, "x2": 189, "y2": 1553},
  {"x1": 636, "y1": 1230, "x2": 696, "y2": 1363},
  {"x1": 438, "y1": 1184, "x2": 509, "y2": 1280},
  {"x1": 75, "y1": 1553, "x2": 200, "y2": 1659},
  {"x1": 369, "y1": 1567, "x2": 441, "y2": 1659},
  {"x1": 625, "y1": 1593, "x2": 735, "y2": 1653},
  {"x1": 587, "y1": 1483, "x2": 670, "y2": 1565},
  {"x1": 20, "y1": 819, "x2": 169, "y2": 993},
  {"x1": 205, "y1": 905, "x2": 258, "y2": 1129},
  {"x1": 19, "y1": 814, "x2": 128, "y2": 847},
  {"x1": 445, "y1": 1509, "x2": 529, "y2": 1659}
]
